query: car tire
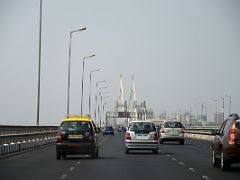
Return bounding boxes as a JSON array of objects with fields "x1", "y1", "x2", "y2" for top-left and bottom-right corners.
[
  {"x1": 160, "y1": 140, "x2": 164, "y2": 144},
  {"x1": 56, "y1": 152, "x2": 61, "y2": 160},
  {"x1": 125, "y1": 149, "x2": 129, "y2": 154},
  {"x1": 212, "y1": 148, "x2": 220, "y2": 167},
  {"x1": 221, "y1": 150, "x2": 230, "y2": 171},
  {"x1": 179, "y1": 140, "x2": 184, "y2": 145},
  {"x1": 152, "y1": 149, "x2": 158, "y2": 154},
  {"x1": 62, "y1": 153, "x2": 67, "y2": 159},
  {"x1": 91, "y1": 148, "x2": 99, "y2": 159}
]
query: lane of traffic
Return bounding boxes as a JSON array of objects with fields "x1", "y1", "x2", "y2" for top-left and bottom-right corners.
[{"x1": 160, "y1": 138, "x2": 240, "y2": 180}]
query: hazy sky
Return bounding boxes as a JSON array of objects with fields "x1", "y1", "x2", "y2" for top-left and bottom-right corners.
[{"x1": 0, "y1": 0, "x2": 239, "y2": 125}]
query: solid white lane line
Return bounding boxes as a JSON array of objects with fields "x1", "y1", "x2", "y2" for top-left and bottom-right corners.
[
  {"x1": 203, "y1": 176, "x2": 211, "y2": 180},
  {"x1": 188, "y1": 168, "x2": 196, "y2": 173},
  {"x1": 179, "y1": 162, "x2": 185, "y2": 166},
  {"x1": 59, "y1": 174, "x2": 68, "y2": 180},
  {"x1": 99, "y1": 136, "x2": 109, "y2": 146},
  {"x1": 69, "y1": 167, "x2": 75, "y2": 172}
]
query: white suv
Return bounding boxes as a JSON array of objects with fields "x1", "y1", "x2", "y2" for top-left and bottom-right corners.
[{"x1": 160, "y1": 121, "x2": 185, "y2": 145}]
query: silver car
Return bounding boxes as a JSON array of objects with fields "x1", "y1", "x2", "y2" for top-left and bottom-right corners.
[
  {"x1": 125, "y1": 121, "x2": 159, "y2": 154},
  {"x1": 159, "y1": 121, "x2": 185, "y2": 145}
]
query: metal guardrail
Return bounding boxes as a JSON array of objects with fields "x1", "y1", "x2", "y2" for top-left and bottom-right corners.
[
  {"x1": 0, "y1": 125, "x2": 58, "y2": 156},
  {"x1": 0, "y1": 125, "x2": 220, "y2": 156},
  {"x1": 0, "y1": 125, "x2": 58, "y2": 135},
  {"x1": 185, "y1": 126, "x2": 220, "y2": 136}
]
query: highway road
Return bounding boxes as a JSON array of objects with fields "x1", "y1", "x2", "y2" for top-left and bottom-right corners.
[{"x1": 0, "y1": 132, "x2": 239, "y2": 180}]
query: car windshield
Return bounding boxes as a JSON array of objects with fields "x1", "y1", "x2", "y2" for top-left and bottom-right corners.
[
  {"x1": 164, "y1": 122, "x2": 183, "y2": 128},
  {"x1": 129, "y1": 122, "x2": 156, "y2": 133},
  {"x1": 60, "y1": 121, "x2": 93, "y2": 132}
]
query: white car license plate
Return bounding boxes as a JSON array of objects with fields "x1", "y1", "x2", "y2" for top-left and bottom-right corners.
[{"x1": 136, "y1": 134, "x2": 148, "y2": 139}]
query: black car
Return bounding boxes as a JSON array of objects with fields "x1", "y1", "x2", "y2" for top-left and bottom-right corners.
[
  {"x1": 212, "y1": 114, "x2": 240, "y2": 170},
  {"x1": 56, "y1": 116, "x2": 99, "y2": 160}
]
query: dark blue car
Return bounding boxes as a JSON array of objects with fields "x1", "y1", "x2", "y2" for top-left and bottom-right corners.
[{"x1": 103, "y1": 126, "x2": 114, "y2": 136}]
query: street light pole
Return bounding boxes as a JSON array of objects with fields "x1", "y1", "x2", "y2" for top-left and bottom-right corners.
[
  {"x1": 202, "y1": 103, "x2": 207, "y2": 125},
  {"x1": 66, "y1": 27, "x2": 86, "y2": 115},
  {"x1": 99, "y1": 87, "x2": 107, "y2": 127},
  {"x1": 36, "y1": 0, "x2": 43, "y2": 126},
  {"x1": 80, "y1": 54, "x2": 95, "y2": 115},
  {"x1": 219, "y1": 97, "x2": 225, "y2": 122},
  {"x1": 189, "y1": 106, "x2": 192, "y2": 126},
  {"x1": 226, "y1": 95, "x2": 232, "y2": 115},
  {"x1": 89, "y1": 69, "x2": 100, "y2": 116},
  {"x1": 95, "y1": 80, "x2": 105, "y2": 123},
  {"x1": 212, "y1": 98, "x2": 218, "y2": 113}
]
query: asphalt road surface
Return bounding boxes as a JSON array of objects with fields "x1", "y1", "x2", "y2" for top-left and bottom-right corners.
[{"x1": 0, "y1": 132, "x2": 239, "y2": 180}]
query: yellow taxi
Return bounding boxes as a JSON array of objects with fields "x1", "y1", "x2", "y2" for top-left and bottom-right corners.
[{"x1": 56, "y1": 115, "x2": 99, "y2": 159}]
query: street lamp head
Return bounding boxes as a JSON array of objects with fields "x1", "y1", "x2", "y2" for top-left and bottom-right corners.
[
  {"x1": 71, "y1": 27, "x2": 87, "y2": 34},
  {"x1": 79, "y1": 27, "x2": 87, "y2": 31},
  {"x1": 91, "y1": 68, "x2": 101, "y2": 74},
  {"x1": 84, "y1": 54, "x2": 95, "y2": 60}
]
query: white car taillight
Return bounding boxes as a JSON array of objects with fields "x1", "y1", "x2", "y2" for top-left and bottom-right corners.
[
  {"x1": 125, "y1": 132, "x2": 131, "y2": 140},
  {"x1": 160, "y1": 128, "x2": 165, "y2": 133},
  {"x1": 181, "y1": 128, "x2": 185, "y2": 133},
  {"x1": 153, "y1": 132, "x2": 158, "y2": 141}
]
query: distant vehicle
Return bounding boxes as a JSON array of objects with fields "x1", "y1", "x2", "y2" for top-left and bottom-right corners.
[
  {"x1": 125, "y1": 121, "x2": 159, "y2": 154},
  {"x1": 212, "y1": 113, "x2": 240, "y2": 171},
  {"x1": 56, "y1": 115, "x2": 99, "y2": 160},
  {"x1": 159, "y1": 121, "x2": 185, "y2": 145},
  {"x1": 103, "y1": 126, "x2": 114, "y2": 135}
]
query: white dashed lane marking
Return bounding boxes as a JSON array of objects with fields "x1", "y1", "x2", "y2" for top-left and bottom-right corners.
[
  {"x1": 188, "y1": 168, "x2": 196, "y2": 173},
  {"x1": 172, "y1": 157, "x2": 176, "y2": 161},
  {"x1": 203, "y1": 176, "x2": 211, "y2": 180},
  {"x1": 179, "y1": 162, "x2": 185, "y2": 166},
  {"x1": 59, "y1": 174, "x2": 68, "y2": 180},
  {"x1": 69, "y1": 167, "x2": 75, "y2": 172},
  {"x1": 76, "y1": 162, "x2": 81, "y2": 166}
]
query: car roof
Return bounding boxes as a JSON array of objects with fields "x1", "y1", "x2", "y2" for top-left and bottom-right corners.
[
  {"x1": 128, "y1": 120, "x2": 153, "y2": 124},
  {"x1": 163, "y1": 121, "x2": 182, "y2": 123},
  {"x1": 62, "y1": 115, "x2": 93, "y2": 123}
]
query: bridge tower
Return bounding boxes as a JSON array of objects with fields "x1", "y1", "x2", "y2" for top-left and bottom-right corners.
[
  {"x1": 114, "y1": 74, "x2": 127, "y2": 126},
  {"x1": 129, "y1": 75, "x2": 137, "y2": 122}
]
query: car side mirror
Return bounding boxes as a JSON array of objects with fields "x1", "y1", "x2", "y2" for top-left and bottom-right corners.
[{"x1": 95, "y1": 127, "x2": 100, "y2": 133}]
